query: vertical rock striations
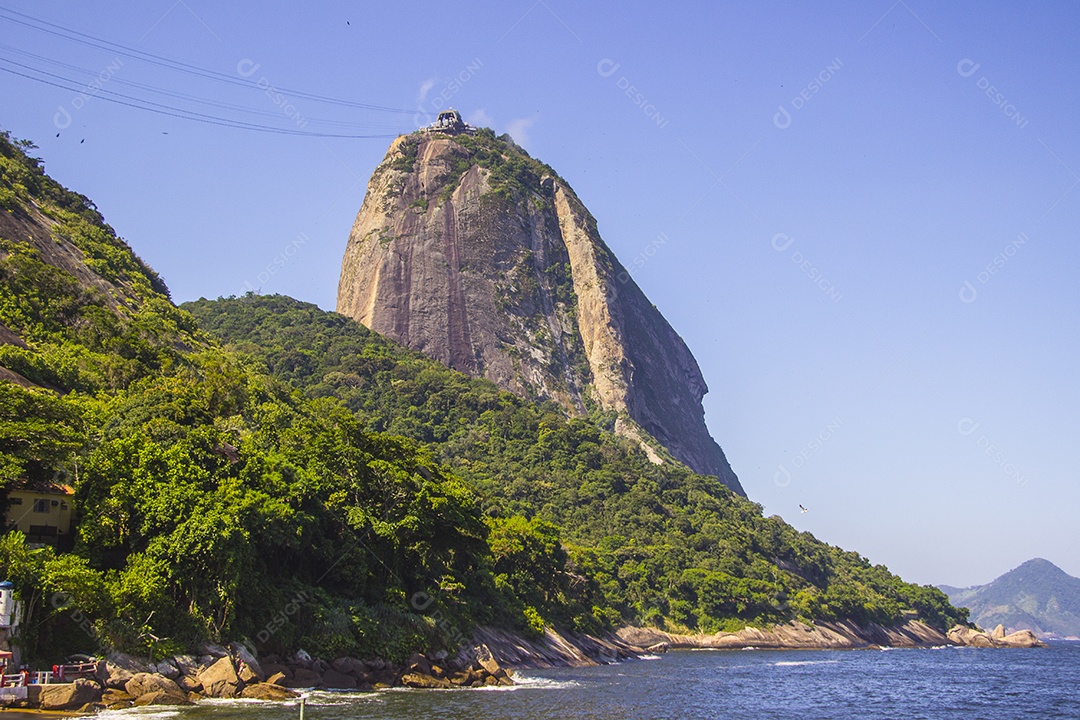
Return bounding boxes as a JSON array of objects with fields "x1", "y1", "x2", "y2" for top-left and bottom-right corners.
[{"x1": 336, "y1": 130, "x2": 744, "y2": 495}]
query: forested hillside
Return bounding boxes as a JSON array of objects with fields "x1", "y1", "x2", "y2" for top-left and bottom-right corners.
[
  {"x1": 186, "y1": 295, "x2": 966, "y2": 635},
  {"x1": 0, "y1": 129, "x2": 964, "y2": 666}
]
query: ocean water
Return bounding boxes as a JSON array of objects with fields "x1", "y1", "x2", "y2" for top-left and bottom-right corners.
[{"x1": 98, "y1": 642, "x2": 1080, "y2": 720}]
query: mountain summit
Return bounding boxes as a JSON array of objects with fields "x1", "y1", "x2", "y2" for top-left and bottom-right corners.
[
  {"x1": 336, "y1": 129, "x2": 743, "y2": 495},
  {"x1": 939, "y1": 558, "x2": 1080, "y2": 638}
]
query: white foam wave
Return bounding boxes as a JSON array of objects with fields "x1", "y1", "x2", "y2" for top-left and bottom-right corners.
[
  {"x1": 637, "y1": 654, "x2": 663, "y2": 660},
  {"x1": 774, "y1": 659, "x2": 841, "y2": 667}
]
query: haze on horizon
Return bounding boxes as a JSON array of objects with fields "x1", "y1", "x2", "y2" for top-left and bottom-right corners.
[{"x1": 1, "y1": 0, "x2": 1077, "y2": 588}]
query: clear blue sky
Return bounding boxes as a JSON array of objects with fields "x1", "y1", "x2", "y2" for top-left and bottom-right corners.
[{"x1": 3, "y1": 1, "x2": 1077, "y2": 587}]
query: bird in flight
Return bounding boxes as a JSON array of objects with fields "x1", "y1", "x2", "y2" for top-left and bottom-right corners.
[{"x1": 799, "y1": 504, "x2": 809, "y2": 513}]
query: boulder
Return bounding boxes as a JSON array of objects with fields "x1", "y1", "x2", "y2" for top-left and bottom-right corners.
[
  {"x1": 266, "y1": 671, "x2": 287, "y2": 686},
  {"x1": 400, "y1": 672, "x2": 451, "y2": 689},
  {"x1": 176, "y1": 673, "x2": 203, "y2": 693},
  {"x1": 285, "y1": 667, "x2": 322, "y2": 688},
  {"x1": 311, "y1": 658, "x2": 330, "y2": 675},
  {"x1": 263, "y1": 662, "x2": 292, "y2": 679},
  {"x1": 240, "y1": 682, "x2": 300, "y2": 701},
  {"x1": 321, "y1": 669, "x2": 357, "y2": 689},
  {"x1": 991, "y1": 624, "x2": 1006, "y2": 640},
  {"x1": 125, "y1": 672, "x2": 186, "y2": 701},
  {"x1": 200, "y1": 643, "x2": 231, "y2": 658},
  {"x1": 1000, "y1": 629, "x2": 1045, "y2": 648},
  {"x1": 101, "y1": 688, "x2": 134, "y2": 708},
  {"x1": 406, "y1": 652, "x2": 432, "y2": 676},
  {"x1": 198, "y1": 656, "x2": 243, "y2": 698},
  {"x1": 474, "y1": 644, "x2": 501, "y2": 677},
  {"x1": 39, "y1": 679, "x2": 103, "y2": 710},
  {"x1": 104, "y1": 664, "x2": 134, "y2": 690},
  {"x1": 133, "y1": 689, "x2": 194, "y2": 706},
  {"x1": 106, "y1": 651, "x2": 152, "y2": 673},
  {"x1": 153, "y1": 659, "x2": 180, "y2": 679},
  {"x1": 331, "y1": 656, "x2": 368, "y2": 677},
  {"x1": 289, "y1": 649, "x2": 313, "y2": 667},
  {"x1": 230, "y1": 641, "x2": 266, "y2": 682},
  {"x1": 173, "y1": 654, "x2": 199, "y2": 673}
]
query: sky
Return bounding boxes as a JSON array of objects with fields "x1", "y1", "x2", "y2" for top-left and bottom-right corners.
[{"x1": 2, "y1": 1, "x2": 1077, "y2": 588}]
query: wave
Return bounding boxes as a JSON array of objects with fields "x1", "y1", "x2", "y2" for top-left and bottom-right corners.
[
  {"x1": 490, "y1": 672, "x2": 580, "y2": 691},
  {"x1": 774, "y1": 660, "x2": 841, "y2": 667},
  {"x1": 636, "y1": 654, "x2": 664, "y2": 660}
]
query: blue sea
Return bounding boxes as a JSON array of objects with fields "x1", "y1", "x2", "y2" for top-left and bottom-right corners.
[{"x1": 99, "y1": 642, "x2": 1080, "y2": 720}]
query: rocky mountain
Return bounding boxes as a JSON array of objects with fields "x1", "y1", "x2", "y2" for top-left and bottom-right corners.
[
  {"x1": 337, "y1": 129, "x2": 743, "y2": 495},
  {"x1": 939, "y1": 558, "x2": 1080, "y2": 638}
]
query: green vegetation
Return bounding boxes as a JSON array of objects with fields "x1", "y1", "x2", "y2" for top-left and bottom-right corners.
[
  {"x1": 0, "y1": 129, "x2": 966, "y2": 668},
  {"x1": 185, "y1": 295, "x2": 967, "y2": 636}
]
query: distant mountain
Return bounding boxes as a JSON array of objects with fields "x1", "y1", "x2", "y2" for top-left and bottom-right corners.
[{"x1": 939, "y1": 559, "x2": 1080, "y2": 639}]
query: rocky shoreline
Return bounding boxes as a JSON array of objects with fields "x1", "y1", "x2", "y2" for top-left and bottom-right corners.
[
  {"x1": 0, "y1": 621, "x2": 1043, "y2": 713},
  {"x1": 0, "y1": 641, "x2": 514, "y2": 713},
  {"x1": 615, "y1": 620, "x2": 1046, "y2": 652}
]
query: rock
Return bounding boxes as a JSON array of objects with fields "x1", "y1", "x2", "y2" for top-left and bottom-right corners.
[
  {"x1": 263, "y1": 662, "x2": 292, "y2": 679},
  {"x1": 176, "y1": 673, "x2": 202, "y2": 693},
  {"x1": 39, "y1": 679, "x2": 102, "y2": 710},
  {"x1": 474, "y1": 644, "x2": 501, "y2": 677},
  {"x1": 200, "y1": 643, "x2": 231, "y2": 658},
  {"x1": 173, "y1": 654, "x2": 200, "y2": 675},
  {"x1": 133, "y1": 689, "x2": 193, "y2": 706},
  {"x1": 266, "y1": 671, "x2": 287, "y2": 686},
  {"x1": 284, "y1": 667, "x2": 322, "y2": 688},
  {"x1": 335, "y1": 133, "x2": 745, "y2": 496},
  {"x1": 106, "y1": 651, "x2": 152, "y2": 673},
  {"x1": 240, "y1": 682, "x2": 300, "y2": 700},
  {"x1": 991, "y1": 624, "x2": 1006, "y2": 640},
  {"x1": 102, "y1": 688, "x2": 134, "y2": 706},
  {"x1": 1000, "y1": 629, "x2": 1045, "y2": 648},
  {"x1": 230, "y1": 641, "x2": 266, "y2": 682},
  {"x1": 198, "y1": 656, "x2": 242, "y2": 698},
  {"x1": 321, "y1": 668, "x2": 357, "y2": 689},
  {"x1": 104, "y1": 664, "x2": 134, "y2": 690},
  {"x1": 311, "y1": 658, "x2": 330, "y2": 675},
  {"x1": 289, "y1": 649, "x2": 313, "y2": 667},
  {"x1": 646, "y1": 642, "x2": 669, "y2": 653},
  {"x1": 406, "y1": 652, "x2": 432, "y2": 676},
  {"x1": 154, "y1": 659, "x2": 181, "y2": 679},
  {"x1": 400, "y1": 672, "x2": 451, "y2": 689},
  {"x1": 331, "y1": 656, "x2": 368, "y2": 677},
  {"x1": 125, "y1": 672, "x2": 186, "y2": 701}
]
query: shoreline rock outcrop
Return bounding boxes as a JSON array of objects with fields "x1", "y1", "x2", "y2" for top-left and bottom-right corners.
[{"x1": 946, "y1": 624, "x2": 1047, "y2": 648}]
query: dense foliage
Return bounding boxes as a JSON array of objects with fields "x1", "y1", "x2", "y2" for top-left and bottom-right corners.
[
  {"x1": 0, "y1": 130, "x2": 966, "y2": 667},
  {"x1": 185, "y1": 295, "x2": 968, "y2": 636}
]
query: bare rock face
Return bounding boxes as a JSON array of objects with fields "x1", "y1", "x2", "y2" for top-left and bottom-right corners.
[{"x1": 337, "y1": 131, "x2": 743, "y2": 495}]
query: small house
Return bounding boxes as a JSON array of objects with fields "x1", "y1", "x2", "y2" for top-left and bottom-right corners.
[{"x1": 4, "y1": 481, "x2": 74, "y2": 549}]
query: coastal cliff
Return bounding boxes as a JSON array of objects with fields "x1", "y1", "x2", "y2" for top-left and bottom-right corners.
[{"x1": 336, "y1": 130, "x2": 743, "y2": 494}]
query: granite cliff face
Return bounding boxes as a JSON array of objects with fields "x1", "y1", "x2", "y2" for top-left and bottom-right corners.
[{"x1": 336, "y1": 130, "x2": 743, "y2": 495}]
